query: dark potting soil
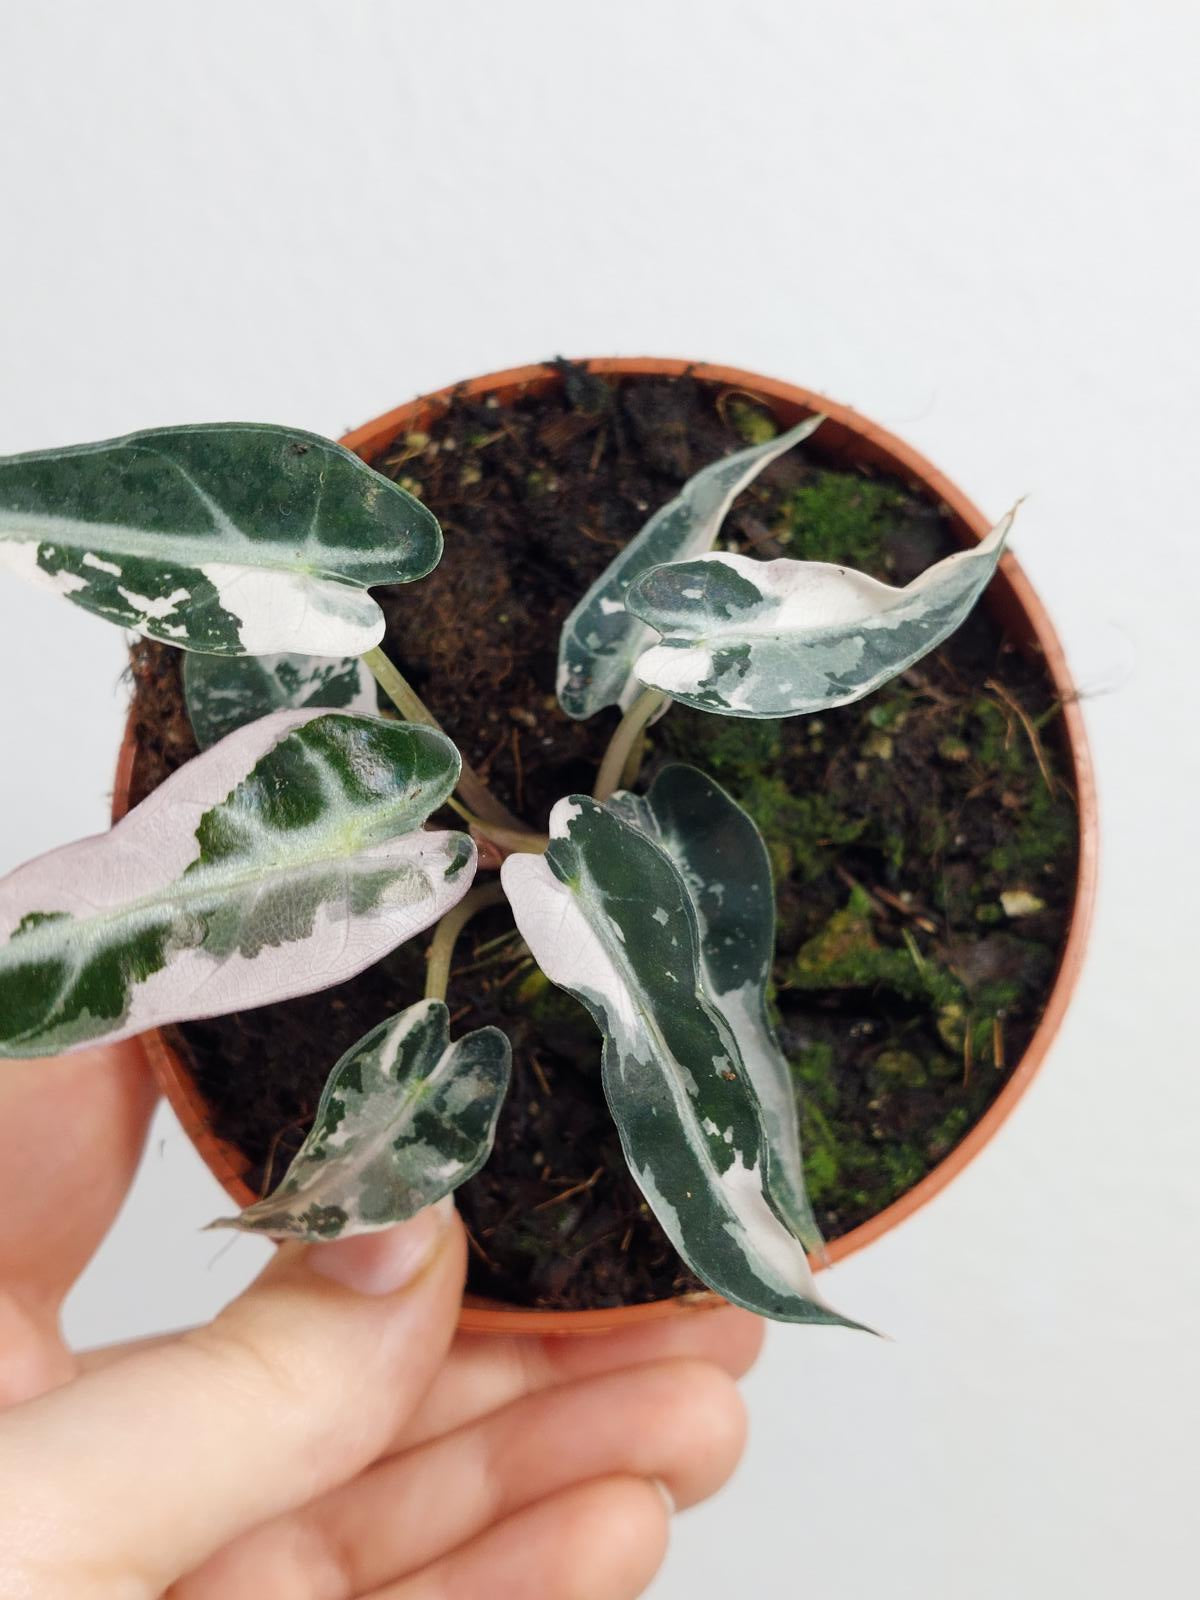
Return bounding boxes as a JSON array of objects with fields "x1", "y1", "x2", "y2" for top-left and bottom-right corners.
[{"x1": 125, "y1": 363, "x2": 1080, "y2": 1310}]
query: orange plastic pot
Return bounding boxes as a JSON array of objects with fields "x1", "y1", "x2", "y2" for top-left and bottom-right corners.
[{"x1": 114, "y1": 358, "x2": 1098, "y2": 1337}]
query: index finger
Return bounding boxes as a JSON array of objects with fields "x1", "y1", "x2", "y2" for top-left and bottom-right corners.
[{"x1": 79, "y1": 1299, "x2": 765, "y2": 1451}]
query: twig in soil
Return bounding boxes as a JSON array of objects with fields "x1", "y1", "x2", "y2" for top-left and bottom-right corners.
[
  {"x1": 259, "y1": 1114, "x2": 310, "y2": 1198},
  {"x1": 482, "y1": 1199, "x2": 526, "y2": 1243},
  {"x1": 900, "y1": 667, "x2": 959, "y2": 709},
  {"x1": 466, "y1": 428, "x2": 508, "y2": 451},
  {"x1": 985, "y1": 677, "x2": 1057, "y2": 795},
  {"x1": 476, "y1": 727, "x2": 511, "y2": 777},
  {"x1": 510, "y1": 725, "x2": 525, "y2": 813},
  {"x1": 992, "y1": 1015, "x2": 1006, "y2": 1071},
  {"x1": 533, "y1": 1166, "x2": 606, "y2": 1212},
  {"x1": 578, "y1": 519, "x2": 624, "y2": 549},
  {"x1": 841, "y1": 866, "x2": 939, "y2": 934},
  {"x1": 462, "y1": 1220, "x2": 497, "y2": 1269},
  {"x1": 493, "y1": 956, "x2": 535, "y2": 991},
  {"x1": 588, "y1": 426, "x2": 608, "y2": 474},
  {"x1": 528, "y1": 1051, "x2": 551, "y2": 1097},
  {"x1": 490, "y1": 647, "x2": 516, "y2": 687},
  {"x1": 473, "y1": 926, "x2": 525, "y2": 959},
  {"x1": 876, "y1": 885, "x2": 938, "y2": 935},
  {"x1": 566, "y1": 1225, "x2": 628, "y2": 1265},
  {"x1": 962, "y1": 1023, "x2": 974, "y2": 1087},
  {"x1": 451, "y1": 932, "x2": 524, "y2": 979}
]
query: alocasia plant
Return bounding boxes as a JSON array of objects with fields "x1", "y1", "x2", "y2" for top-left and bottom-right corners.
[{"x1": 0, "y1": 409, "x2": 1014, "y2": 1324}]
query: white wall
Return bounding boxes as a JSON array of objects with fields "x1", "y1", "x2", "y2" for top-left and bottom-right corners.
[{"x1": 2, "y1": 2, "x2": 1197, "y2": 1594}]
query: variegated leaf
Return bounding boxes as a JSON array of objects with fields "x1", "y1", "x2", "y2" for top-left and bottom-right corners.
[
  {"x1": 0, "y1": 712, "x2": 475, "y2": 1058},
  {"x1": 556, "y1": 415, "x2": 824, "y2": 720},
  {"x1": 0, "y1": 424, "x2": 441, "y2": 655},
  {"x1": 629, "y1": 510, "x2": 1014, "y2": 718},
  {"x1": 214, "y1": 1001, "x2": 510, "y2": 1240},
  {"x1": 502, "y1": 797, "x2": 856, "y2": 1326},
  {"x1": 184, "y1": 651, "x2": 380, "y2": 749},
  {"x1": 607, "y1": 765, "x2": 822, "y2": 1255}
]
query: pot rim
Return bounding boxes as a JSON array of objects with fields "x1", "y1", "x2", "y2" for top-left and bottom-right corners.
[{"x1": 117, "y1": 356, "x2": 1098, "y2": 1337}]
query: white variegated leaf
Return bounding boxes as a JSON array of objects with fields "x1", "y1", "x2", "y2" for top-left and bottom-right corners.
[
  {"x1": 0, "y1": 424, "x2": 441, "y2": 655},
  {"x1": 556, "y1": 416, "x2": 824, "y2": 720},
  {"x1": 184, "y1": 651, "x2": 380, "y2": 749},
  {"x1": 0, "y1": 712, "x2": 475, "y2": 1058},
  {"x1": 502, "y1": 797, "x2": 859, "y2": 1326},
  {"x1": 629, "y1": 510, "x2": 1015, "y2": 718},
  {"x1": 607, "y1": 765, "x2": 822, "y2": 1255},
  {"x1": 214, "y1": 1001, "x2": 510, "y2": 1240}
]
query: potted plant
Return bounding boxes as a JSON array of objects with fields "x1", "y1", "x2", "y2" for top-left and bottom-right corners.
[{"x1": 0, "y1": 358, "x2": 1096, "y2": 1336}]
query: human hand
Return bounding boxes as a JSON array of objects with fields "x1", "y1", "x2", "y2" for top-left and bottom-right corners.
[{"x1": 0, "y1": 1042, "x2": 763, "y2": 1598}]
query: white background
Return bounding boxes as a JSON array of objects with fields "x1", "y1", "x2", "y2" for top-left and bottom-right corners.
[{"x1": 2, "y1": 2, "x2": 1197, "y2": 1595}]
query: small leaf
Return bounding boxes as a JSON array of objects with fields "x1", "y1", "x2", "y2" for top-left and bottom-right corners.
[
  {"x1": 213, "y1": 1001, "x2": 510, "y2": 1240},
  {"x1": 608, "y1": 765, "x2": 822, "y2": 1254},
  {"x1": 629, "y1": 510, "x2": 1015, "y2": 718},
  {"x1": 0, "y1": 712, "x2": 475, "y2": 1058},
  {"x1": 502, "y1": 797, "x2": 858, "y2": 1326},
  {"x1": 556, "y1": 416, "x2": 824, "y2": 720},
  {"x1": 184, "y1": 651, "x2": 380, "y2": 749},
  {"x1": 0, "y1": 424, "x2": 441, "y2": 655}
]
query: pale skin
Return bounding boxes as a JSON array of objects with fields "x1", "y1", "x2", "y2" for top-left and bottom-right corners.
[{"x1": 0, "y1": 1042, "x2": 764, "y2": 1598}]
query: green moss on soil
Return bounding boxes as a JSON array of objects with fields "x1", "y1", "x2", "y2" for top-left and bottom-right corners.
[
  {"x1": 727, "y1": 398, "x2": 779, "y2": 445},
  {"x1": 773, "y1": 469, "x2": 906, "y2": 566}
]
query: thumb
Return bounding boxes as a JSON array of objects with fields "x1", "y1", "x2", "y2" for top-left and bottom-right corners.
[{"x1": 0, "y1": 1199, "x2": 465, "y2": 1597}]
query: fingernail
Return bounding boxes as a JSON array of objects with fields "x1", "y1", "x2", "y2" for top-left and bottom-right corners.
[
  {"x1": 309, "y1": 1198, "x2": 454, "y2": 1295},
  {"x1": 650, "y1": 1477, "x2": 677, "y2": 1516}
]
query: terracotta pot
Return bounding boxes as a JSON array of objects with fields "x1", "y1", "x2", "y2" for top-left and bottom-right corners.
[{"x1": 115, "y1": 358, "x2": 1098, "y2": 1338}]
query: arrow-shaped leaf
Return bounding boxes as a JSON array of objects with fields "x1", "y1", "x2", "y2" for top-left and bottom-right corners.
[
  {"x1": 556, "y1": 416, "x2": 824, "y2": 721},
  {"x1": 628, "y1": 510, "x2": 1014, "y2": 718},
  {"x1": 502, "y1": 797, "x2": 856, "y2": 1326},
  {"x1": 184, "y1": 651, "x2": 380, "y2": 749},
  {"x1": 0, "y1": 711, "x2": 475, "y2": 1058},
  {"x1": 0, "y1": 424, "x2": 441, "y2": 655},
  {"x1": 213, "y1": 1000, "x2": 511, "y2": 1240},
  {"x1": 607, "y1": 765, "x2": 822, "y2": 1255}
]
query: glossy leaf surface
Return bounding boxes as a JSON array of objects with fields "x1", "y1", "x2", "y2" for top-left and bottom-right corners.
[
  {"x1": 184, "y1": 651, "x2": 379, "y2": 749},
  {"x1": 0, "y1": 424, "x2": 441, "y2": 655},
  {"x1": 629, "y1": 512, "x2": 1014, "y2": 717},
  {"x1": 502, "y1": 797, "x2": 854, "y2": 1325},
  {"x1": 0, "y1": 712, "x2": 474, "y2": 1057},
  {"x1": 217, "y1": 1001, "x2": 510, "y2": 1240},
  {"x1": 608, "y1": 765, "x2": 822, "y2": 1253},
  {"x1": 557, "y1": 416, "x2": 824, "y2": 720}
]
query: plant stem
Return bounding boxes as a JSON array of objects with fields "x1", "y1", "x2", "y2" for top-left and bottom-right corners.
[
  {"x1": 446, "y1": 797, "x2": 549, "y2": 854},
  {"x1": 362, "y1": 646, "x2": 528, "y2": 833},
  {"x1": 618, "y1": 729, "x2": 650, "y2": 791},
  {"x1": 424, "y1": 882, "x2": 509, "y2": 1002},
  {"x1": 593, "y1": 688, "x2": 668, "y2": 802},
  {"x1": 362, "y1": 645, "x2": 436, "y2": 727}
]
